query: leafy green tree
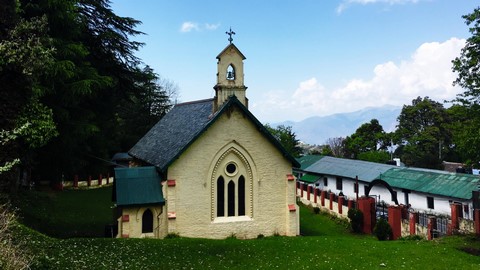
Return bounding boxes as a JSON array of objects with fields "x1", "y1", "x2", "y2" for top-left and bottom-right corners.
[
  {"x1": 447, "y1": 104, "x2": 480, "y2": 166},
  {"x1": 0, "y1": 2, "x2": 57, "y2": 191},
  {"x1": 357, "y1": 151, "x2": 390, "y2": 164},
  {"x1": 450, "y1": 7, "x2": 480, "y2": 166},
  {"x1": 344, "y1": 119, "x2": 388, "y2": 159},
  {"x1": 452, "y1": 7, "x2": 480, "y2": 105},
  {"x1": 265, "y1": 124, "x2": 301, "y2": 158},
  {"x1": 1, "y1": 0, "x2": 173, "y2": 187},
  {"x1": 18, "y1": 0, "x2": 174, "y2": 182},
  {"x1": 394, "y1": 97, "x2": 451, "y2": 169}
]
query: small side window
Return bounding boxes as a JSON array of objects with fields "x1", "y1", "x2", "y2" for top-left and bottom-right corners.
[
  {"x1": 427, "y1": 196, "x2": 434, "y2": 209},
  {"x1": 336, "y1": 177, "x2": 342, "y2": 190}
]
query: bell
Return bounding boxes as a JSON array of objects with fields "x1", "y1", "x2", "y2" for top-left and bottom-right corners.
[{"x1": 227, "y1": 71, "x2": 234, "y2": 80}]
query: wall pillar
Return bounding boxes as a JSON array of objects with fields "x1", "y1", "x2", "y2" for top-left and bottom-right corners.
[
  {"x1": 348, "y1": 199, "x2": 353, "y2": 210},
  {"x1": 358, "y1": 197, "x2": 375, "y2": 234},
  {"x1": 338, "y1": 196, "x2": 344, "y2": 214},
  {"x1": 427, "y1": 216, "x2": 437, "y2": 240},
  {"x1": 307, "y1": 185, "x2": 311, "y2": 201},
  {"x1": 388, "y1": 206, "x2": 402, "y2": 240},
  {"x1": 409, "y1": 212, "x2": 418, "y2": 235},
  {"x1": 450, "y1": 203, "x2": 461, "y2": 231},
  {"x1": 329, "y1": 192, "x2": 334, "y2": 210},
  {"x1": 98, "y1": 174, "x2": 102, "y2": 186},
  {"x1": 475, "y1": 209, "x2": 480, "y2": 236},
  {"x1": 300, "y1": 183, "x2": 304, "y2": 198},
  {"x1": 314, "y1": 188, "x2": 318, "y2": 203},
  {"x1": 321, "y1": 190, "x2": 326, "y2": 207}
]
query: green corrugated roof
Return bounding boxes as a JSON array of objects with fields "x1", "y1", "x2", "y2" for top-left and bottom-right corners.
[
  {"x1": 305, "y1": 156, "x2": 395, "y2": 182},
  {"x1": 296, "y1": 155, "x2": 324, "y2": 171},
  {"x1": 380, "y1": 167, "x2": 480, "y2": 200},
  {"x1": 300, "y1": 174, "x2": 319, "y2": 183},
  {"x1": 303, "y1": 156, "x2": 480, "y2": 199},
  {"x1": 115, "y1": 167, "x2": 165, "y2": 206}
]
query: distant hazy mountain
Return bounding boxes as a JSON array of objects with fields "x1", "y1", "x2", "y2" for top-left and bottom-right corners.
[{"x1": 274, "y1": 105, "x2": 402, "y2": 145}]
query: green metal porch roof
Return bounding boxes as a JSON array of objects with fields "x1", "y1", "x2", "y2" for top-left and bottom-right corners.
[
  {"x1": 115, "y1": 166, "x2": 165, "y2": 206},
  {"x1": 300, "y1": 174, "x2": 320, "y2": 183}
]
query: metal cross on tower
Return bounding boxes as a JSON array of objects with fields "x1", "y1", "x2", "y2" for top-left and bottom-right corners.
[{"x1": 226, "y1": 27, "x2": 235, "y2": 44}]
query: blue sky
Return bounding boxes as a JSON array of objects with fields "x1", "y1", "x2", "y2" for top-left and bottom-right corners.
[{"x1": 111, "y1": 0, "x2": 477, "y2": 123}]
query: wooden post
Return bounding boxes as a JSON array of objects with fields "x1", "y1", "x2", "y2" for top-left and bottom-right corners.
[
  {"x1": 98, "y1": 174, "x2": 102, "y2": 186},
  {"x1": 87, "y1": 175, "x2": 91, "y2": 187}
]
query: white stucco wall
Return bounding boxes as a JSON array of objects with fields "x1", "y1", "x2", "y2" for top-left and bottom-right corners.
[
  {"x1": 305, "y1": 176, "x2": 474, "y2": 219},
  {"x1": 118, "y1": 206, "x2": 165, "y2": 238}
]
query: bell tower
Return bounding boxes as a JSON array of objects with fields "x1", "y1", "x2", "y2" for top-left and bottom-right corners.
[{"x1": 213, "y1": 28, "x2": 248, "y2": 112}]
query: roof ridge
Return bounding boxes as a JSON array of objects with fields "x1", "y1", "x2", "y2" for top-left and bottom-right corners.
[{"x1": 175, "y1": 98, "x2": 214, "y2": 107}]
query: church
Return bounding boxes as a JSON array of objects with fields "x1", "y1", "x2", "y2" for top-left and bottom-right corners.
[{"x1": 114, "y1": 34, "x2": 300, "y2": 239}]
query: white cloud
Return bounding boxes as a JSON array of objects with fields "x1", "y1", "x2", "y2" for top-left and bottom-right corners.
[
  {"x1": 253, "y1": 38, "x2": 465, "y2": 122},
  {"x1": 337, "y1": 0, "x2": 420, "y2": 14},
  {"x1": 180, "y1": 22, "x2": 220, "y2": 32},
  {"x1": 205, "y1": 23, "x2": 220, "y2": 30},
  {"x1": 180, "y1": 22, "x2": 199, "y2": 32}
]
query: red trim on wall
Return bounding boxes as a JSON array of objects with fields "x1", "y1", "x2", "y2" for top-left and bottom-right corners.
[
  {"x1": 168, "y1": 212, "x2": 176, "y2": 219},
  {"x1": 122, "y1": 215, "x2": 129, "y2": 222},
  {"x1": 288, "y1": 204, "x2": 296, "y2": 212},
  {"x1": 167, "y1": 180, "x2": 176, "y2": 187},
  {"x1": 121, "y1": 234, "x2": 129, "y2": 238},
  {"x1": 287, "y1": 174, "x2": 295, "y2": 181}
]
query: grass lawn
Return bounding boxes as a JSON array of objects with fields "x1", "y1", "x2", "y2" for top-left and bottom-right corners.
[
  {"x1": 10, "y1": 187, "x2": 480, "y2": 269},
  {"x1": 12, "y1": 186, "x2": 115, "y2": 238}
]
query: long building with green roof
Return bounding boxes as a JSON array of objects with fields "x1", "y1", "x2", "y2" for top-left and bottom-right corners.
[{"x1": 297, "y1": 155, "x2": 480, "y2": 219}]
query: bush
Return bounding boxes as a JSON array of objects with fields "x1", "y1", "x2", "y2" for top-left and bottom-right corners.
[
  {"x1": 373, "y1": 218, "x2": 392, "y2": 241},
  {"x1": 165, "y1": 232, "x2": 180, "y2": 239},
  {"x1": 0, "y1": 203, "x2": 32, "y2": 270},
  {"x1": 313, "y1": 207, "x2": 320, "y2": 214},
  {"x1": 347, "y1": 208, "x2": 363, "y2": 233}
]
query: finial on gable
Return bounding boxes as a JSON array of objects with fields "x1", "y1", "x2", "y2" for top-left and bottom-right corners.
[{"x1": 226, "y1": 27, "x2": 235, "y2": 44}]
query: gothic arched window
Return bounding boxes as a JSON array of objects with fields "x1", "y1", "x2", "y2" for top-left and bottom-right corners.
[
  {"x1": 142, "y1": 209, "x2": 153, "y2": 233},
  {"x1": 238, "y1": 176, "x2": 245, "y2": 216},
  {"x1": 228, "y1": 180, "x2": 235, "y2": 216},
  {"x1": 217, "y1": 177, "x2": 225, "y2": 217},
  {"x1": 212, "y1": 147, "x2": 253, "y2": 220}
]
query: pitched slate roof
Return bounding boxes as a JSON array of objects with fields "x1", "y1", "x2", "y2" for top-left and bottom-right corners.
[
  {"x1": 115, "y1": 167, "x2": 165, "y2": 206},
  {"x1": 129, "y1": 98, "x2": 214, "y2": 171},
  {"x1": 129, "y1": 96, "x2": 300, "y2": 172}
]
